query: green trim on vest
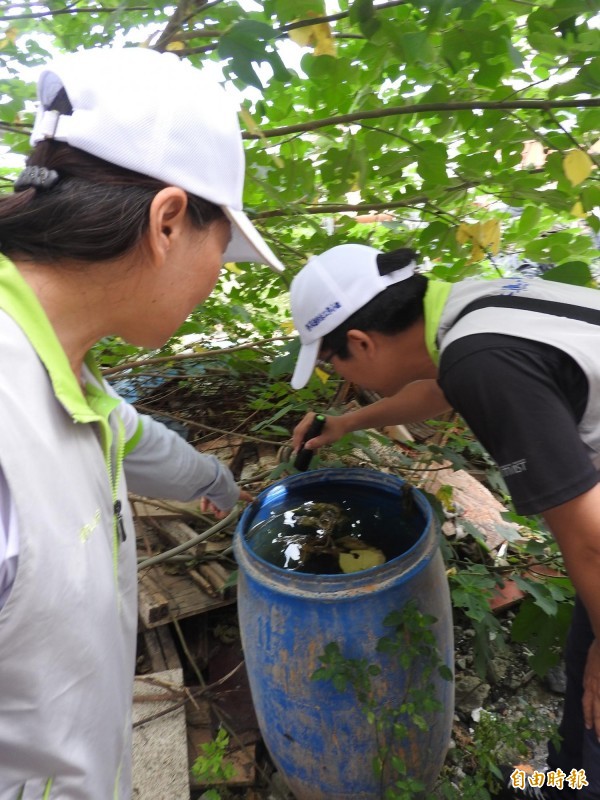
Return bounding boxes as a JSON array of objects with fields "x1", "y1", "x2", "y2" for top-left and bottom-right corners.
[
  {"x1": 124, "y1": 418, "x2": 145, "y2": 457},
  {"x1": 0, "y1": 255, "x2": 128, "y2": 590},
  {"x1": 0, "y1": 255, "x2": 102, "y2": 423},
  {"x1": 423, "y1": 278, "x2": 452, "y2": 365}
]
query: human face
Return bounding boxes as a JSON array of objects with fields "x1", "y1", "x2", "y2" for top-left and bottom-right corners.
[
  {"x1": 324, "y1": 327, "x2": 433, "y2": 397},
  {"x1": 126, "y1": 216, "x2": 231, "y2": 349}
]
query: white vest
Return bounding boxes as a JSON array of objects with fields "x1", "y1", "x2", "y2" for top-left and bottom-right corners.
[
  {"x1": 0, "y1": 309, "x2": 137, "y2": 799},
  {"x1": 437, "y1": 275, "x2": 600, "y2": 470},
  {"x1": 0, "y1": 252, "x2": 240, "y2": 799}
]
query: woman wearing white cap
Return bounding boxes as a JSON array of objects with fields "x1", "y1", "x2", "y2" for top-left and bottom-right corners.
[
  {"x1": 0, "y1": 47, "x2": 282, "y2": 799},
  {"x1": 290, "y1": 244, "x2": 600, "y2": 800}
]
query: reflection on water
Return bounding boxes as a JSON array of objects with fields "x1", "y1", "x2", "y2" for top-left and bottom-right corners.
[{"x1": 245, "y1": 486, "x2": 423, "y2": 575}]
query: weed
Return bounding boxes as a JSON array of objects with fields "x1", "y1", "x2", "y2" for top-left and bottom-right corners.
[
  {"x1": 312, "y1": 600, "x2": 452, "y2": 799},
  {"x1": 190, "y1": 727, "x2": 235, "y2": 799}
]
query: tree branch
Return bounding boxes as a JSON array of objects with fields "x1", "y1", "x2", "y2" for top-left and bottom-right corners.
[
  {"x1": 242, "y1": 98, "x2": 600, "y2": 140},
  {"x1": 253, "y1": 184, "x2": 476, "y2": 219},
  {"x1": 0, "y1": 5, "x2": 154, "y2": 21},
  {"x1": 100, "y1": 334, "x2": 294, "y2": 376}
]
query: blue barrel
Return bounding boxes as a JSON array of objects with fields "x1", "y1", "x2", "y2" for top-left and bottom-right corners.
[{"x1": 234, "y1": 468, "x2": 454, "y2": 800}]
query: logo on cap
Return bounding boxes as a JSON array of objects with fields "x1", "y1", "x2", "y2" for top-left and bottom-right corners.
[{"x1": 305, "y1": 301, "x2": 342, "y2": 332}]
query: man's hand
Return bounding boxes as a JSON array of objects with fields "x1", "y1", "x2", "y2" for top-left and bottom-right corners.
[
  {"x1": 291, "y1": 413, "x2": 346, "y2": 454},
  {"x1": 584, "y1": 639, "x2": 600, "y2": 738}
]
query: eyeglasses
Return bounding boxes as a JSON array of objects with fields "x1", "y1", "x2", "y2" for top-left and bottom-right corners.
[{"x1": 316, "y1": 346, "x2": 341, "y2": 375}]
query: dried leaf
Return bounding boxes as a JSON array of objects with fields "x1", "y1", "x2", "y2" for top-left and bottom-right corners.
[
  {"x1": 312, "y1": 23, "x2": 336, "y2": 57},
  {"x1": 456, "y1": 219, "x2": 501, "y2": 262},
  {"x1": 289, "y1": 19, "x2": 336, "y2": 57}
]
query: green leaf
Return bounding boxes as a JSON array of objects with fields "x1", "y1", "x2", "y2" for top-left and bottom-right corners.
[
  {"x1": 218, "y1": 20, "x2": 288, "y2": 89},
  {"x1": 517, "y1": 206, "x2": 542, "y2": 236},
  {"x1": 349, "y1": 0, "x2": 381, "y2": 38},
  {"x1": 416, "y1": 142, "x2": 450, "y2": 185},
  {"x1": 541, "y1": 262, "x2": 593, "y2": 286}
]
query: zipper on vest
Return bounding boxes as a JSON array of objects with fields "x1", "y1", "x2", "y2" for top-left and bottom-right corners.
[{"x1": 114, "y1": 499, "x2": 126, "y2": 542}]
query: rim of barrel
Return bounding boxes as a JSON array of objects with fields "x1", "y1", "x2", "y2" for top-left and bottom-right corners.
[{"x1": 234, "y1": 467, "x2": 436, "y2": 584}]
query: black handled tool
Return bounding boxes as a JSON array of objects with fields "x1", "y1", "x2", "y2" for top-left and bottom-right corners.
[{"x1": 294, "y1": 414, "x2": 326, "y2": 472}]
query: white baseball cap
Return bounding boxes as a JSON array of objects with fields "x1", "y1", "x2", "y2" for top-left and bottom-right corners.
[
  {"x1": 290, "y1": 244, "x2": 416, "y2": 389},
  {"x1": 30, "y1": 47, "x2": 284, "y2": 273}
]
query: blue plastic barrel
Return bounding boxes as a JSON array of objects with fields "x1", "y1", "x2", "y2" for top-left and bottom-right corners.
[{"x1": 234, "y1": 468, "x2": 454, "y2": 800}]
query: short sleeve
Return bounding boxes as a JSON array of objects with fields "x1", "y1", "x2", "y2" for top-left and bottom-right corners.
[{"x1": 438, "y1": 335, "x2": 598, "y2": 515}]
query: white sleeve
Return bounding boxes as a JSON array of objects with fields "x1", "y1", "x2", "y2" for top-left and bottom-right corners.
[
  {"x1": 102, "y1": 379, "x2": 240, "y2": 512},
  {"x1": 0, "y1": 467, "x2": 19, "y2": 611},
  {"x1": 123, "y1": 413, "x2": 240, "y2": 512}
]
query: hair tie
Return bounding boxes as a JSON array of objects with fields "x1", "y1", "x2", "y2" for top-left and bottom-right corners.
[{"x1": 14, "y1": 166, "x2": 60, "y2": 193}]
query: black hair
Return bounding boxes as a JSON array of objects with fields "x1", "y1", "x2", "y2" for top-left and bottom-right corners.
[
  {"x1": 0, "y1": 88, "x2": 224, "y2": 262},
  {"x1": 321, "y1": 248, "x2": 428, "y2": 359}
]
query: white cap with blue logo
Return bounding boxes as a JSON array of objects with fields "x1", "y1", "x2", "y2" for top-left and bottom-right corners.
[{"x1": 289, "y1": 244, "x2": 415, "y2": 389}]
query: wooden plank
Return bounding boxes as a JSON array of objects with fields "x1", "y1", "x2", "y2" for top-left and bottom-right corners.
[
  {"x1": 142, "y1": 626, "x2": 181, "y2": 674},
  {"x1": 156, "y1": 518, "x2": 203, "y2": 559},
  {"x1": 138, "y1": 572, "x2": 170, "y2": 626},
  {"x1": 135, "y1": 520, "x2": 237, "y2": 629}
]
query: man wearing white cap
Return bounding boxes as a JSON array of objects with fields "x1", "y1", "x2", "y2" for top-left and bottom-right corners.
[
  {"x1": 0, "y1": 47, "x2": 282, "y2": 799},
  {"x1": 290, "y1": 243, "x2": 600, "y2": 800}
]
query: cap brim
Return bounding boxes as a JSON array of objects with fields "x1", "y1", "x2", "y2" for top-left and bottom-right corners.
[
  {"x1": 291, "y1": 339, "x2": 321, "y2": 390},
  {"x1": 222, "y1": 207, "x2": 284, "y2": 274}
]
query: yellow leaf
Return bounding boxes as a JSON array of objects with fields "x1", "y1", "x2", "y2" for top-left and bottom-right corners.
[
  {"x1": 435, "y1": 485, "x2": 455, "y2": 513},
  {"x1": 240, "y1": 107, "x2": 262, "y2": 136},
  {"x1": 312, "y1": 23, "x2": 337, "y2": 57},
  {"x1": 571, "y1": 200, "x2": 586, "y2": 218},
  {"x1": 456, "y1": 222, "x2": 475, "y2": 245},
  {"x1": 288, "y1": 22, "x2": 314, "y2": 47},
  {"x1": 280, "y1": 321, "x2": 296, "y2": 335},
  {"x1": 239, "y1": 108, "x2": 284, "y2": 168},
  {"x1": 165, "y1": 41, "x2": 185, "y2": 51},
  {"x1": 339, "y1": 546, "x2": 385, "y2": 574},
  {"x1": 480, "y1": 218, "x2": 501, "y2": 255},
  {"x1": 289, "y1": 19, "x2": 336, "y2": 57},
  {"x1": 468, "y1": 244, "x2": 485, "y2": 264},
  {"x1": 314, "y1": 366, "x2": 330, "y2": 384},
  {"x1": 223, "y1": 262, "x2": 243, "y2": 275},
  {"x1": 0, "y1": 27, "x2": 18, "y2": 48},
  {"x1": 563, "y1": 149, "x2": 593, "y2": 187},
  {"x1": 456, "y1": 219, "x2": 501, "y2": 262}
]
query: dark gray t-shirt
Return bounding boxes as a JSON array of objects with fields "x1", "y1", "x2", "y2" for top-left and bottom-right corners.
[{"x1": 438, "y1": 333, "x2": 598, "y2": 515}]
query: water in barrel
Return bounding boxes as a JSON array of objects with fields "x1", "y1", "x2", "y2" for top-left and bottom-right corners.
[{"x1": 244, "y1": 482, "x2": 424, "y2": 574}]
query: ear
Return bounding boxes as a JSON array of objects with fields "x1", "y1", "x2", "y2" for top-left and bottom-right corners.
[
  {"x1": 145, "y1": 187, "x2": 189, "y2": 265},
  {"x1": 346, "y1": 329, "x2": 378, "y2": 357}
]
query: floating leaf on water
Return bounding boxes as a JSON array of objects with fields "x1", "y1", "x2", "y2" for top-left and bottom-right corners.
[{"x1": 339, "y1": 545, "x2": 385, "y2": 574}]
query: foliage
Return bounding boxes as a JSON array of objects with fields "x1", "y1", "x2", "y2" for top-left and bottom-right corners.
[
  {"x1": 446, "y1": 511, "x2": 573, "y2": 680},
  {"x1": 190, "y1": 726, "x2": 235, "y2": 797},
  {"x1": 413, "y1": 417, "x2": 575, "y2": 680},
  {"x1": 0, "y1": 5, "x2": 588, "y2": 775},
  {"x1": 312, "y1": 600, "x2": 452, "y2": 799},
  {"x1": 1, "y1": 0, "x2": 599, "y2": 375},
  {"x1": 441, "y1": 707, "x2": 559, "y2": 799}
]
